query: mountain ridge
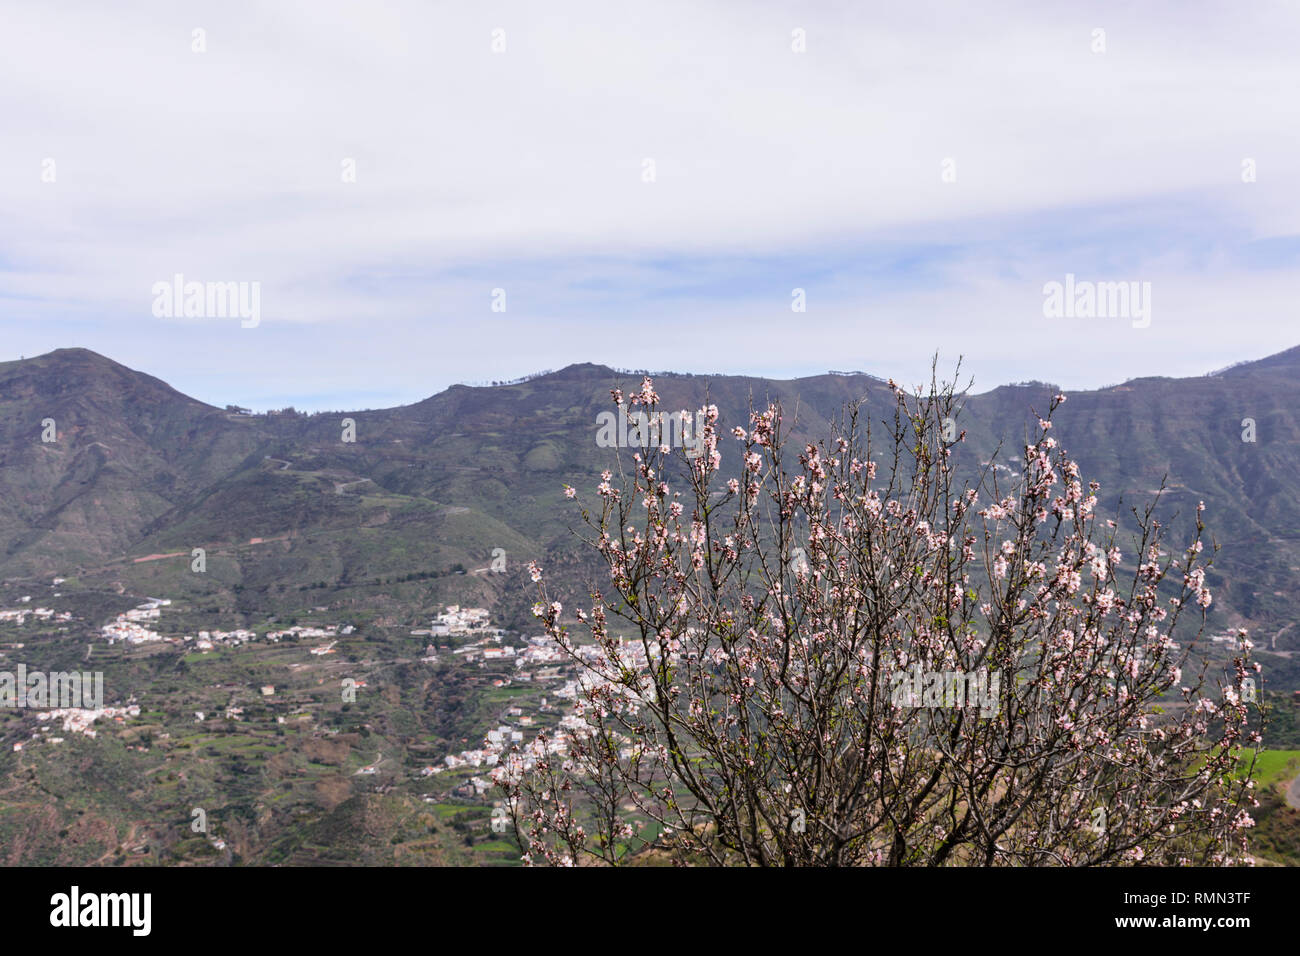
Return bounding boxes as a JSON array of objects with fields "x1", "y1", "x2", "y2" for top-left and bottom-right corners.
[
  {"x1": 2, "y1": 345, "x2": 1299, "y2": 663},
  {"x1": 16, "y1": 342, "x2": 1300, "y2": 414}
]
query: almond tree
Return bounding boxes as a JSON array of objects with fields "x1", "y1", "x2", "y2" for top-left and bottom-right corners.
[{"x1": 495, "y1": 372, "x2": 1260, "y2": 866}]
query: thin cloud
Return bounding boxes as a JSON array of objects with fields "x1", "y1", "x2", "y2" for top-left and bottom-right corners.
[{"x1": 1, "y1": 0, "x2": 1298, "y2": 408}]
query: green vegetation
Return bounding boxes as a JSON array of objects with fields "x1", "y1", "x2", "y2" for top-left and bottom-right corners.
[{"x1": 2, "y1": 348, "x2": 1299, "y2": 865}]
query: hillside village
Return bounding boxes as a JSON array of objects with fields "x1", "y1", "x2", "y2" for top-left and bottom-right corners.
[
  {"x1": 0, "y1": 594, "x2": 74, "y2": 627},
  {"x1": 3, "y1": 574, "x2": 1295, "y2": 866},
  {"x1": 432, "y1": 622, "x2": 655, "y2": 800},
  {"x1": 96, "y1": 596, "x2": 354, "y2": 652}
]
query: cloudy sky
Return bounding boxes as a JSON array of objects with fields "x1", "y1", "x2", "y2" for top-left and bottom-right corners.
[{"x1": 3, "y1": 1, "x2": 1298, "y2": 410}]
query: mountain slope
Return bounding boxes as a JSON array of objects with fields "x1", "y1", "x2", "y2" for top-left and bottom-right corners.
[
  {"x1": 2, "y1": 347, "x2": 1297, "y2": 652},
  {"x1": 0, "y1": 349, "x2": 263, "y2": 574}
]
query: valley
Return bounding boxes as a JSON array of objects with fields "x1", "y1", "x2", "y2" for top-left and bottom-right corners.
[{"x1": 1, "y1": 347, "x2": 1298, "y2": 864}]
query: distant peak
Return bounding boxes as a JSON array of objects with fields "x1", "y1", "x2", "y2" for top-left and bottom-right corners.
[
  {"x1": 1212, "y1": 343, "x2": 1300, "y2": 376},
  {"x1": 25, "y1": 347, "x2": 119, "y2": 367}
]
